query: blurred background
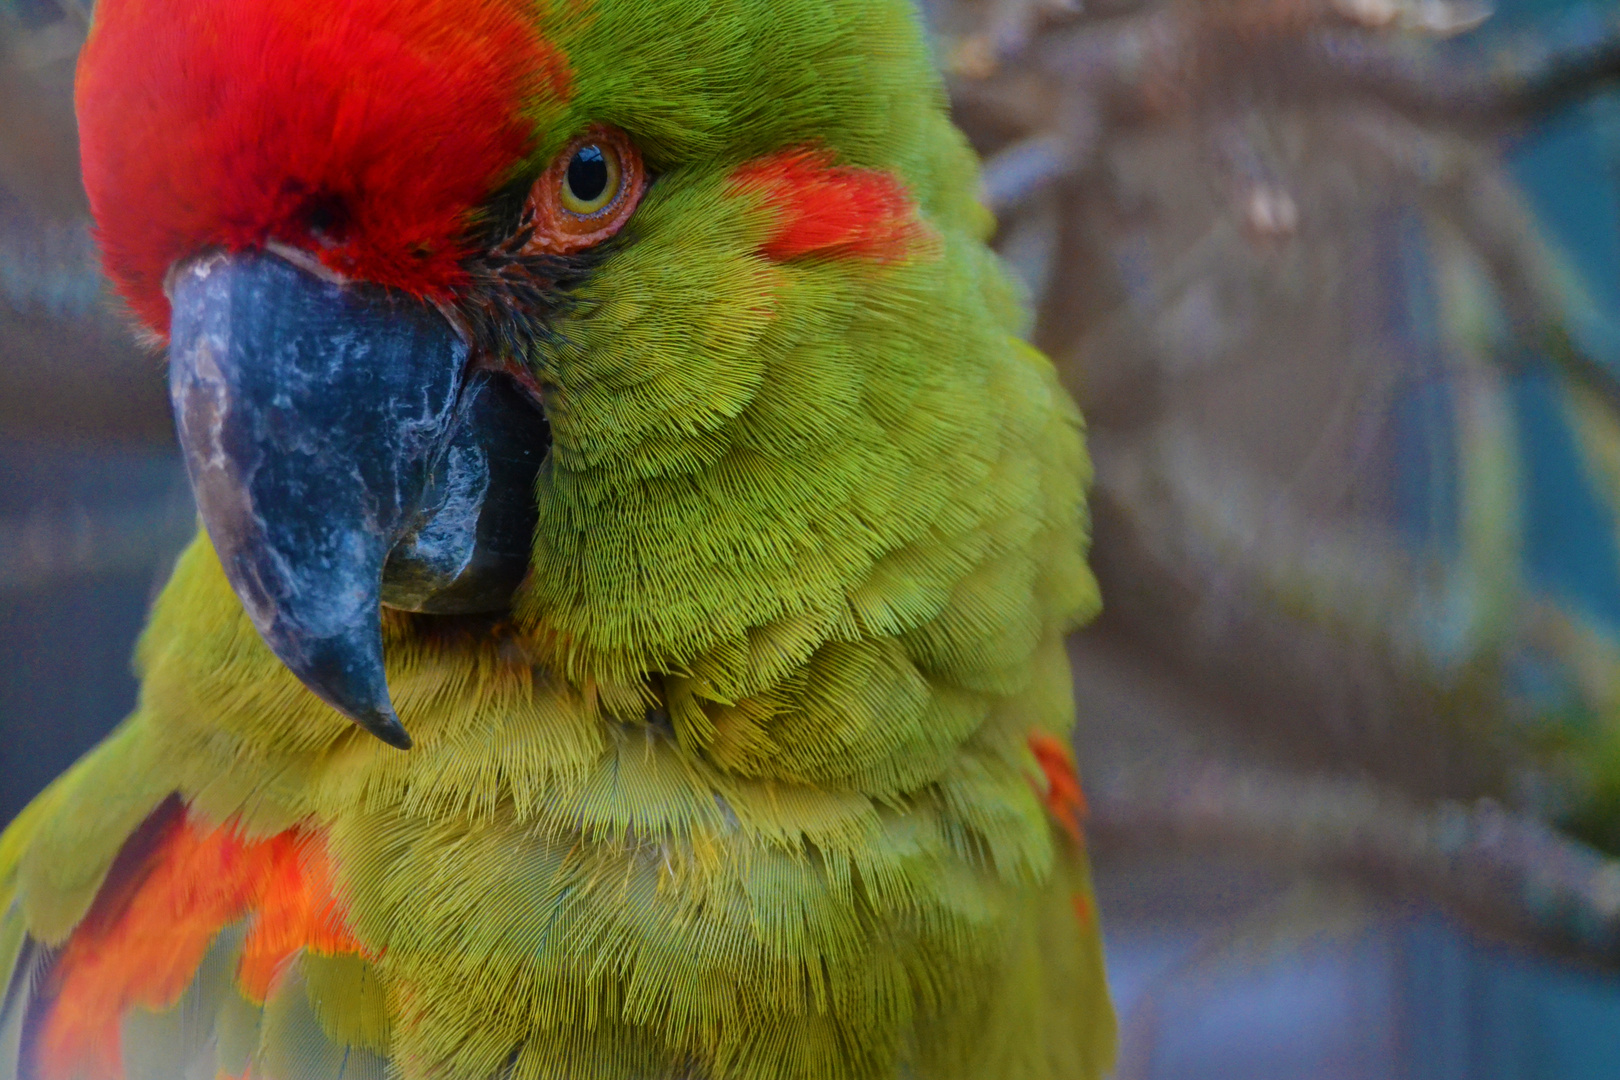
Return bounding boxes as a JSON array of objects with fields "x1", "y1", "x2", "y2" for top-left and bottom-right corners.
[{"x1": 8, "y1": 0, "x2": 1620, "y2": 1075}]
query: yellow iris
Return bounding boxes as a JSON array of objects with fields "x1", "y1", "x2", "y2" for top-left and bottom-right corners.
[{"x1": 559, "y1": 142, "x2": 622, "y2": 216}]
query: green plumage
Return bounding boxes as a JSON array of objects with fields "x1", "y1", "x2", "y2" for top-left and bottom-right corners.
[{"x1": 0, "y1": 0, "x2": 1114, "y2": 1076}]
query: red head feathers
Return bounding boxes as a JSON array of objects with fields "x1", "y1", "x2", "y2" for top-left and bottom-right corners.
[{"x1": 76, "y1": 0, "x2": 571, "y2": 334}]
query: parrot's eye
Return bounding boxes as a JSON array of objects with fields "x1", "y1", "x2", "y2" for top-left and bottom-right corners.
[
  {"x1": 520, "y1": 125, "x2": 645, "y2": 256},
  {"x1": 562, "y1": 145, "x2": 618, "y2": 214}
]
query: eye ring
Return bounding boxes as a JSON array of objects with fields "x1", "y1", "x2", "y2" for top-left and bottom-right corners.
[{"x1": 521, "y1": 125, "x2": 645, "y2": 256}]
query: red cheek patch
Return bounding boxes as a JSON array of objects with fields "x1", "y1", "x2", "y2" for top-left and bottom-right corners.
[
  {"x1": 729, "y1": 149, "x2": 925, "y2": 263},
  {"x1": 35, "y1": 801, "x2": 368, "y2": 1080},
  {"x1": 76, "y1": 0, "x2": 572, "y2": 334}
]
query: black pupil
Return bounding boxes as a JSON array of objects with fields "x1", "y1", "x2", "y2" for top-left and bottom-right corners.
[{"x1": 567, "y1": 145, "x2": 610, "y2": 205}]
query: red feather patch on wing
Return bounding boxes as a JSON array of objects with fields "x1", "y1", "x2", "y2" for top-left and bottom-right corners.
[
  {"x1": 1028, "y1": 734, "x2": 1096, "y2": 927},
  {"x1": 75, "y1": 0, "x2": 572, "y2": 334},
  {"x1": 34, "y1": 801, "x2": 367, "y2": 1080},
  {"x1": 729, "y1": 149, "x2": 925, "y2": 263},
  {"x1": 1028, "y1": 732, "x2": 1088, "y2": 848}
]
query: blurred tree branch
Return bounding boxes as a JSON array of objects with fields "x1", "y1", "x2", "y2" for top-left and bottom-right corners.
[
  {"x1": 1088, "y1": 758, "x2": 1620, "y2": 961},
  {"x1": 959, "y1": 1, "x2": 1620, "y2": 212},
  {"x1": 944, "y1": 0, "x2": 1620, "y2": 967},
  {"x1": 0, "y1": 4, "x2": 168, "y2": 444},
  {"x1": 0, "y1": 498, "x2": 194, "y2": 592}
]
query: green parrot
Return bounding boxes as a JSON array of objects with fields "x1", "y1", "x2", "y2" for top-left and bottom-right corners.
[{"x1": 0, "y1": 0, "x2": 1114, "y2": 1076}]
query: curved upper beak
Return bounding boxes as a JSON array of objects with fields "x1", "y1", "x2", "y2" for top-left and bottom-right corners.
[{"x1": 167, "y1": 249, "x2": 547, "y2": 749}]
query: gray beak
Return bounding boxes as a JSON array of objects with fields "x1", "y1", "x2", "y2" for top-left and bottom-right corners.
[{"x1": 168, "y1": 249, "x2": 548, "y2": 749}]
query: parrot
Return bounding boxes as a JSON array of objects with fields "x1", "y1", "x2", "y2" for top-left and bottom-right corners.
[{"x1": 0, "y1": 0, "x2": 1115, "y2": 1076}]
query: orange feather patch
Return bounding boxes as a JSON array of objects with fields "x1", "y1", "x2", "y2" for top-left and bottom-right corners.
[
  {"x1": 34, "y1": 801, "x2": 367, "y2": 1080},
  {"x1": 729, "y1": 149, "x2": 924, "y2": 263},
  {"x1": 1027, "y1": 735, "x2": 1096, "y2": 927},
  {"x1": 1028, "y1": 732, "x2": 1088, "y2": 849}
]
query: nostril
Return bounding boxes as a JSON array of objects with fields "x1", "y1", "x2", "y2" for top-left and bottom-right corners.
[{"x1": 300, "y1": 193, "x2": 352, "y2": 246}]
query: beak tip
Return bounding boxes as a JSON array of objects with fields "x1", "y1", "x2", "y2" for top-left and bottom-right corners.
[{"x1": 355, "y1": 708, "x2": 415, "y2": 751}]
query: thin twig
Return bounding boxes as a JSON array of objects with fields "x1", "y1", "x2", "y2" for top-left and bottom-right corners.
[
  {"x1": 0, "y1": 497, "x2": 195, "y2": 591},
  {"x1": 1087, "y1": 759, "x2": 1620, "y2": 961},
  {"x1": 980, "y1": 133, "x2": 1090, "y2": 213},
  {"x1": 963, "y1": 7, "x2": 1620, "y2": 209}
]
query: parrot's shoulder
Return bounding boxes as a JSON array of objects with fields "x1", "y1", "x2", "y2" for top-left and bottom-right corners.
[
  {"x1": 0, "y1": 722, "x2": 176, "y2": 950},
  {"x1": 0, "y1": 732, "x2": 385, "y2": 1080},
  {"x1": 0, "y1": 793, "x2": 48, "y2": 1077},
  {"x1": 1, "y1": 722, "x2": 189, "y2": 1078}
]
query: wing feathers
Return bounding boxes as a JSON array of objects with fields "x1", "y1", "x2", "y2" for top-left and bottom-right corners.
[{"x1": 3, "y1": 800, "x2": 374, "y2": 1080}]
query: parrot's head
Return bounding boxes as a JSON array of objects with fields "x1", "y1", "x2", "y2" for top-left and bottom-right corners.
[{"x1": 77, "y1": 0, "x2": 1006, "y2": 750}]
